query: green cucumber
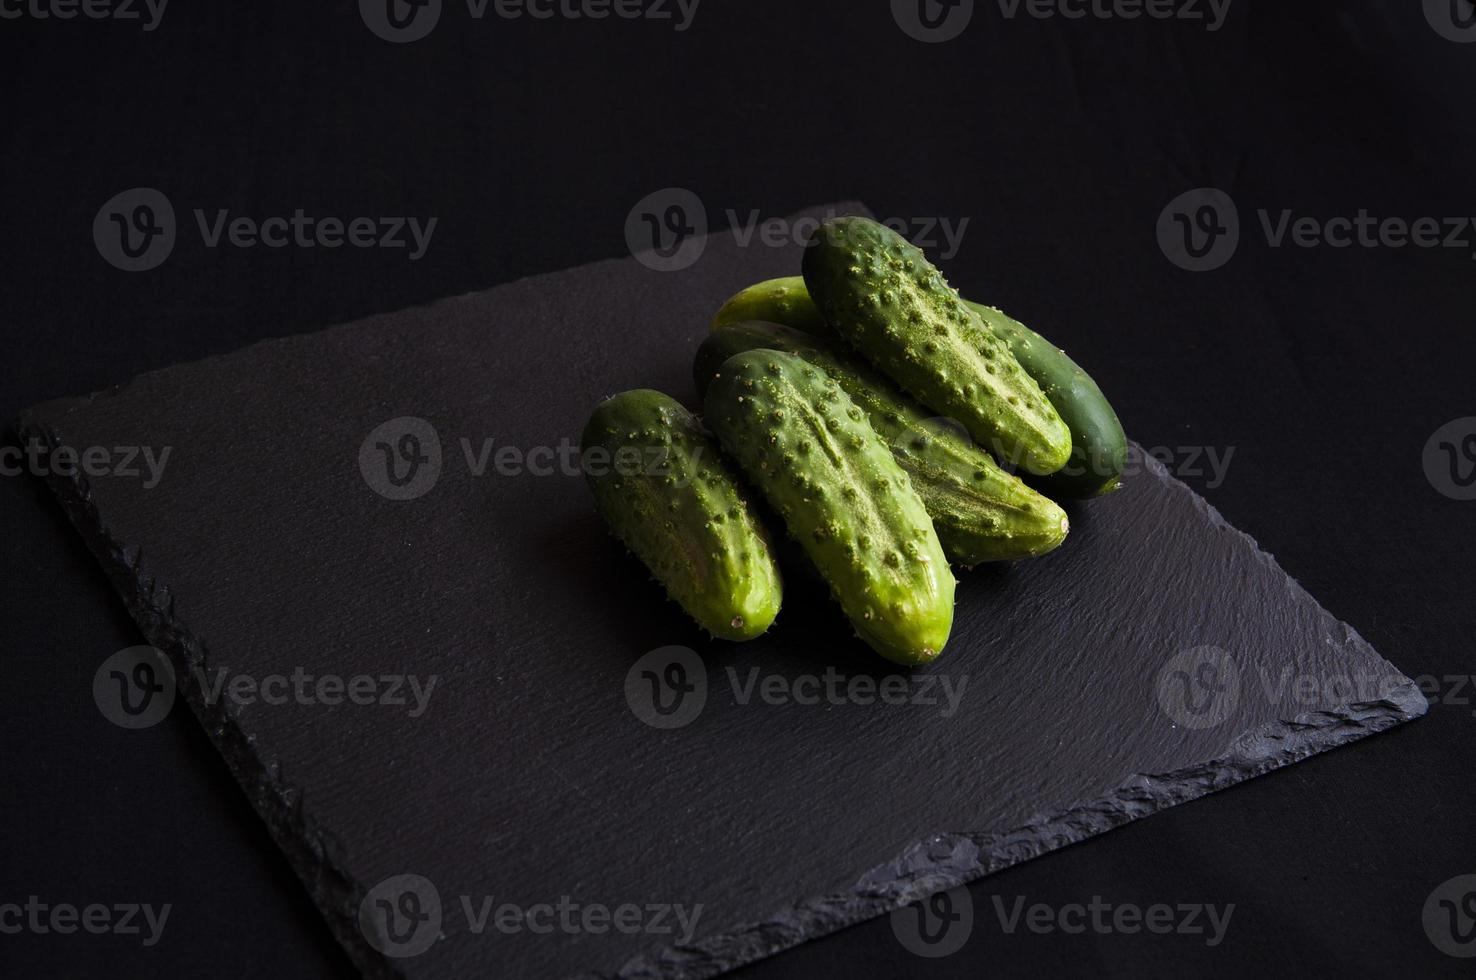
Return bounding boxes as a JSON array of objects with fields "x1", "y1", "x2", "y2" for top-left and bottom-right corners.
[
  {"x1": 802, "y1": 216, "x2": 1071, "y2": 476},
  {"x1": 581, "y1": 390, "x2": 782, "y2": 641},
  {"x1": 965, "y1": 301, "x2": 1127, "y2": 498},
  {"x1": 703, "y1": 350, "x2": 954, "y2": 665},
  {"x1": 694, "y1": 322, "x2": 1069, "y2": 565},
  {"x1": 711, "y1": 276, "x2": 829, "y2": 336}
]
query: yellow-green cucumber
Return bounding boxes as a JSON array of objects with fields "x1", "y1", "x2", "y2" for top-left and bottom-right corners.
[
  {"x1": 581, "y1": 390, "x2": 782, "y2": 641},
  {"x1": 703, "y1": 350, "x2": 954, "y2": 665},
  {"x1": 711, "y1": 276, "x2": 829, "y2": 336}
]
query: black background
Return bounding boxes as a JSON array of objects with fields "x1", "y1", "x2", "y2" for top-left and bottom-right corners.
[{"x1": 2, "y1": 1, "x2": 1473, "y2": 977}]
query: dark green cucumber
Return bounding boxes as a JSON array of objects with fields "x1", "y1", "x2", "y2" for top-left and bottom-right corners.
[
  {"x1": 703, "y1": 350, "x2": 954, "y2": 665},
  {"x1": 802, "y1": 216, "x2": 1071, "y2": 476},
  {"x1": 694, "y1": 322, "x2": 1069, "y2": 565},
  {"x1": 581, "y1": 390, "x2": 782, "y2": 641},
  {"x1": 965, "y1": 301, "x2": 1127, "y2": 498},
  {"x1": 711, "y1": 276, "x2": 829, "y2": 337}
]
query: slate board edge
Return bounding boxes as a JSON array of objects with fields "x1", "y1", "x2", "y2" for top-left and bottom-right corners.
[
  {"x1": 18, "y1": 404, "x2": 1427, "y2": 980},
  {"x1": 610, "y1": 698, "x2": 1427, "y2": 980},
  {"x1": 601, "y1": 448, "x2": 1429, "y2": 980},
  {"x1": 13, "y1": 413, "x2": 394, "y2": 978}
]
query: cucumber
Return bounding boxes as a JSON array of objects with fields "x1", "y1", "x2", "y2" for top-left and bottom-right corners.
[
  {"x1": 965, "y1": 301, "x2": 1127, "y2": 498},
  {"x1": 703, "y1": 350, "x2": 954, "y2": 665},
  {"x1": 711, "y1": 276, "x2": 829, "y2": 337},
  {"x1": 802, "y1": 216, "x2": 1071, "y2": 476},
  {"x1": 581, "y1": 390, "x2": 782, "y2": 641},
  {"x1": 694, "y1": 322, "x2": 1069, "y2": 565}
]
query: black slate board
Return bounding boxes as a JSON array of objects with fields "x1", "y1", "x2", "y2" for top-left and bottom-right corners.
[{"x1": 20, "y1": 203, "x2": 1426, "y2": 980}]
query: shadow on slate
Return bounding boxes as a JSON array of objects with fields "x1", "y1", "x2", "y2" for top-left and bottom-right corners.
[{"x1": 19, "y1": 203, "x2": 1427, "y2": 979}]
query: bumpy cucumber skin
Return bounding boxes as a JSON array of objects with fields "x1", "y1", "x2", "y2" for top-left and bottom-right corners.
[
  {"x1": 582, "y1": 390, "x2": 782, "y2": 641},
  {"x1": 802, "y1": 217, "x2": 1071, "y2": 476},
  {"x1": 711, "y1": 277, "x2": 830, "y2": 337},
  {"x1": 694, "y1": 322, "x2": 1069, "y2": 566},
  {"x1": 965, "y1": 301, "x2": 1128, "y2": 498},
  {"x1": 703, "y1": 350, "x2": 955, "y2": 665}
]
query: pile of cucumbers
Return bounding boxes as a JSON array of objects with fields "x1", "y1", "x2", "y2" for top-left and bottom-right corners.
[{"x1": 582, "y1": 216, "x2": 1126, "y2": 666}]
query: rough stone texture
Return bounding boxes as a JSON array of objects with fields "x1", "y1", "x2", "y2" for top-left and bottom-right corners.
[{"x1": 18, "y1": 204, "x2": 1425, "y2": 980}]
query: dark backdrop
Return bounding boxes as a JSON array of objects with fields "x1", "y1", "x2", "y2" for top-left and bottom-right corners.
[{"x1": 2, "y1": 2, "x2": 1473, "y2": 977}]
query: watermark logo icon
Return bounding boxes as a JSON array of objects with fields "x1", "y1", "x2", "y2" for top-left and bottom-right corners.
[
  {"x1": 1424, "y1": 418, "x2": 1476, "y2": 501},
  {"x1": 892, "y1": 886, "x2": 973, "y2": 957},
  {"x1": 892, "y1": 0, "x2": 974, "y2": 43},
  {"x1": 93, "y1": 646, "x2": 176, "y2": 729},
  {"x1": 94, "y1": 188, "x2": 175, "y2": 272},
  {"x1": 360, "y1": 0, "x2": 441, "y2": 42},
  {"x1": 1155, "y1": 645, "x2": 1240, "y2": 729},
  {"x1": 625, "y1": 646, "x2": 707, "y2": 729},
  {"x1": 1426, "y1": 0, "x2": 1476, "y2": 42},
  {"x1": 626, "y1": 188, "x2": 707, "y2": 271},
  {"x1": 1424, "y1": 874, "x2": 1476, "y2": 957},
  {"x1": 360, "y1": 874, "x2": 442, "y2": 958},
  {"x1": 360, "y1": 417, "x2": 443, "y2": 500},
  {"x1": 1157, "y1": 188, "x2": 1239, "y2": 272}
]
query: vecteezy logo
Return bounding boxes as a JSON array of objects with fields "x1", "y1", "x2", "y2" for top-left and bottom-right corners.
[
  {"x1": 1424, "y1": 418, "x2": 1476, "y2": 501},
  {"x1": 1154, "y1": 645, "x2": 1241, "y2": 729},
  {"x1": 891, "y1": 886, "x2": 973, "y2": 958},
  {"x1": 360, "y1": 0, "x2": 442, "y2": 42},
  {"x1": 1425, "y1": 0, "x2": 1476, "y2": 42},
  {"x1": 892, "y1": 0, "x2": 975, "y2": 43},
  {"x1": 625, "y1": 188, "x2": 708, "y2": 272},
  {"x1": 1157, "y1": 188, "x2": 1240, "y2": 272},
  {"x1": 1424, "y1": 874, "x2": 1476, "y2": 957},
  {"x1": 93, "y1": 646, "x2": 176, "y2": 729},
  {"x1": 625, "y1": 646, "x2": 707, "y2": 729},
  {"x1": 359, "y1": 874, "x2": 442, "y2": 958},
  {"x1": 359, "y1": 417, "x2": 443, "y2": 500},
  {"x1": 93, "y1": 188, "x2": 176, "y2": 272}
]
